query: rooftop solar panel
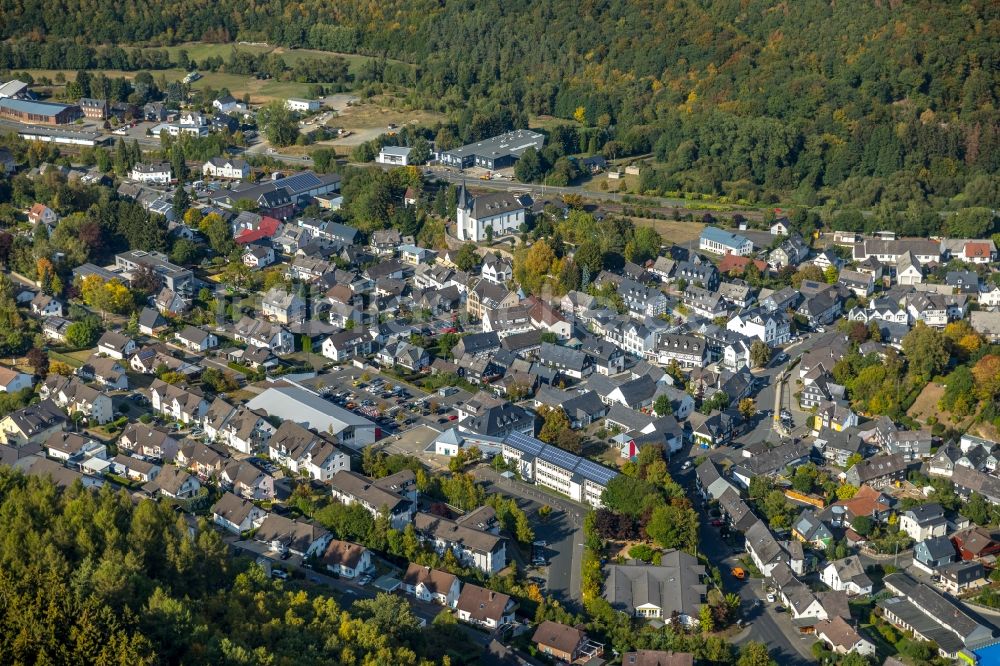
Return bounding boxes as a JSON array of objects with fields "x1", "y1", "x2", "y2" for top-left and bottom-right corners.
[
  {"x1": 505, "y1": 431, "x2": 544, "y2": 455},
  {"x1": 277, "y1": 172, "x2": 321, "y2": 192},
  {"x1": 537, "y1": 444, "x2": 580, "y2": 469},
  {"x1": 576, "y1": 459, "x2": 619, "y2": 486}
]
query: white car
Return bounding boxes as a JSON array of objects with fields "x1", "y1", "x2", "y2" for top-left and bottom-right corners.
[
  {"x1": 681, "y1": 460, "x2": 693, "y2": 471},
  {"x1": 766, "y1": 593, "x2": 776, "y2": 603}
]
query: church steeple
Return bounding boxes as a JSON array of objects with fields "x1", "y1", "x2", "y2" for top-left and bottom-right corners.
[{"x1": 457, "y1": 179, "x2": 468, "y2": 210}]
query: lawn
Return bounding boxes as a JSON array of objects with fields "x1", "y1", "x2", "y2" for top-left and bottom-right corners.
[
  {"x1": 23, "y1": 67, "x2": 326, "y2": 103},
  {"x1": 629, "y1": 217, "x2": 707, "y2": 245},
  {"x1": 49, "y1": 348, "x2": 95, "y2": 369},
  {"x1": 153, "y1": 42, "x2": 407, "y2": 78},
  {"x1": 906, "y1": 382, "x2": 971, "y2": 429}
]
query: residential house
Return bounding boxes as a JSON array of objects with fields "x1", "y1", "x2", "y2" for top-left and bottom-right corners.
[
  {"x1": 243, "y1": 244, "x2": 275, "y2": 269},
  {"x1": 481, "y1": 252, "x2": 512, "y2": 284},
  {"x1": 838, "y1": 269, "x2": 875, "y2": 298},
  {"x1": 44, "y1": 431, "x2": 105, "y2": 464},
  {"x1": 77, "y1": 355, "x2": 128, "y2": 390},
  {"x1": 211, "y1": 491, "x2": 266, "y2": 534},
  {"x1": 913, "y1": 535, "x2": 957, "y2": 573},
  {"x1": 532, "y1": 621, "x2": 602, "y2": 664},
  {"x1": 654, "y1": 334, "x2": 706, "y2": 369},
  {"x1": 321, "y1": 329, "x2": 374, "y2": 362},
  {"x1": 939, "y1": 561, "x2": 986, "y2": 595},
  {"x1": 401, "y1": 564, "x2": 462, "y2": 608},
  {"x1": 142, "y1": 464, "x2": 200, "y2": 499},
  {"x1": 844, "y1": 454, "x2": 908, "y2": 489},
  {"x1": 129, "y1": 162, "x2": 172, "y2": 184},
  {"x1": 0, "y1": 367, "x2": 33, "y2": 394},
  {"x1": 30, "y1": 293, "x2": 63, "y2": 318},
  {"x1": 768, "y1": 235, "x2": 810, "y2": 269},
  {"x1": 899, "y1": 504, "x2": 948, "y2": 542},
  {"x1": 538, "y1": 342, "x2": 592, "y2": 380},
  {"x1": 726, "y1": 308, "x2": 791, "y2": 346},
  {"x1": 320, "y1": 539, "x2": 372, "y2": 579},
  {"x1": 174, "y1": 325, "x2": 218, "y2": 353},
  {"x1": 118, "y1": 422, "x2": 178, "y2": 461},
  {"x1": 329, "y1": 469, "x2": 416, "y2": 529},
  {"x1": 952, "y1": 527, "x2": 1000, "y2": 562},
  {"x1": 233, "y1": 316, "x2": 295, "y2": 355},
  {"x1": 414, "y1": 512, "x2": 506, "y2": 574},
  {"x1": 268, "y1": 420, "x2": 348, "y2": 481},
  {"x1": 456, "y1": 584, "x2": 515, "y2": 629},
  {"x1": 41, "y1": 375, "x2": 113, "y2": 424},
  {"x1": 792, "y1": 510, "x2": 834, "y2": 548},
  {"x1": 149, "y1": 380, "x2": 208, "y2": 424},
  {"x1": 581, "y1": 339, "x2": 626, "y2": 376},
  {"x1": 138, "y1": 307, "x2": 169, "y2": 336},
  {"x1": 28, "y1": 203, "x2": 58, "y2": 227},
  {"x1": 254, "y1": 513, "x2": 332, "y2": 558},
  {"x1": 110, "y1": 454, "x2": 160, "y2": 483},
  {"x1": 220, "y1": 460, "x2": 275, "y2": 500},
  {"x1": 97, "y1": 331, "x2": 136, "y2": 360},
  {"x1": 896, "y1": 252, "x2": 923, "y2": 285},
  {"x1": 814, "y1": 617, "x2": 877, "y2": 657},
  {"x1": 820, "y1": 557, "x2": 873, "y2": 596},
  {"x1": 262, "y1": 288, "x2": 307, "y2": 325},
  {"x1": 202, "y1": 157, "x2": 251, "y2": 180}
]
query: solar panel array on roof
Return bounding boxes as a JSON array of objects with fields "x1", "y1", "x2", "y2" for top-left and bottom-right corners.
[
  {"x1": 538, "y1": 445, "x2": 579, "y2": 470},
  {"x1": 505, "y1": 431, "x2": 544, "y2": 456},
  {"x1": 576, "y1": 459, "x2": 618, "y2": 486},
  {"x1": 504, "y1": 431, "x2": 619, "y2": 486},
  {"x1": 276, "y1": 172, "x2": 321, "y2": 192}
]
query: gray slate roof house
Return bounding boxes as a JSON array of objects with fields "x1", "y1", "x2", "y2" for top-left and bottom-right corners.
[{"x1": 603, "y1": 550, "x2": 706, "y2": 622}]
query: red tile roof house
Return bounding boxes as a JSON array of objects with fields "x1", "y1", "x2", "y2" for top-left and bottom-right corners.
[
  {"x1": 235, "y1": 215, "x2": 281, "y2": 244},
  {"x1": 952, "y1": 526, "x2": 1000, "y2": 562},
  {"x1": 718, "y1": 254, "x2": 768, "y2": 276}
]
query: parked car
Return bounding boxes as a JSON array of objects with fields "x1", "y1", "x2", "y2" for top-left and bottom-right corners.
[{"x1": 766, "y1": 593, "x2": 776, "y2": 603}]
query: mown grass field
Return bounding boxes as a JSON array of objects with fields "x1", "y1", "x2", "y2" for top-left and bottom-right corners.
[
  {"x1": 628, "y1": 217, "x2": 706, "y2": 245},
  {"x1": 156, "y1": 42, "x2": 408, "y2": 77}
]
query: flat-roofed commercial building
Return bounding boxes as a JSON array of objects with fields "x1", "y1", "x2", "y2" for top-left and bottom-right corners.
[{"x1": 0, "y1": 98, "x2": 80, "y2": 125}]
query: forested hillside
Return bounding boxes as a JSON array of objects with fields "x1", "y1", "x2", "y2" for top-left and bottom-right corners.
[
  {"x1": 0, "y1": 471, "x2": 451, "y2": 665},
  {"x1": 1, "y1": 0, "x2": 998, "y2": 207}
]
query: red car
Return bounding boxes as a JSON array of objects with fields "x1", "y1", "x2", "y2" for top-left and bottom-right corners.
[
  {"x1": 448, "y1": 415, "x2": 458, "y2": 421},
  {"x1": 711, "y1": 519, "x2": 724, "y2": 527}
]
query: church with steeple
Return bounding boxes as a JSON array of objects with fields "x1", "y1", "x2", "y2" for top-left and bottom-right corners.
[{"x1": 455, "y1": 183, "x2": 531, "y2": 242}]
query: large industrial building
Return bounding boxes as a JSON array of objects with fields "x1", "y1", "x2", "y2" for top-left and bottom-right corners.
[
  {"x1": 0, "y1": 98, "x2": 80, "y2": 125},
  {"x1": 437, "y1": 129, "x2": 545, "y2": 170}
]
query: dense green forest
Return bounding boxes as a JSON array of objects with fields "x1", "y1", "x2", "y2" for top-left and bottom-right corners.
[
  {"x1": 0, "y1": 0, "x2": 997, "y2": 208},
  {"x1": 0, "y1": 470, "x2": 459, "y2": 665}
]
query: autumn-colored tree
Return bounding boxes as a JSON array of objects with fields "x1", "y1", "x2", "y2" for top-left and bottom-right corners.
[
  {"x1": 537, "y1": 405, "x2": 570, "y2": 444},
  {"x1": 972, "y1": 354, "x2": 1000, "y2": 401},
  {"x1": 79, "y1": 275, "x2": 135, "y2": 317},
  {"x1": 514, "y1": 239, "x2": 556, "y2": 293},
  {"x1": 738, "y1": 398, "x2": 756, "y2": 419}
]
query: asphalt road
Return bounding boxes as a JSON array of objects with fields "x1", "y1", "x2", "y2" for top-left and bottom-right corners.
[
  {"x1": 692, "y1": 493, "x2": 816, "y2": 665},
  {"x1": 474, "y1": 466, "x2": 585, "y2": 610}
]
